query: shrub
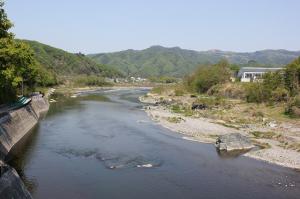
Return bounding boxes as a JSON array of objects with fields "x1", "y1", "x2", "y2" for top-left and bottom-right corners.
[
  {"x1": 185, "y1": 59, "x2": 231, "y2": 93},
  {"x1": 285, "y1": 95, "x2": 300, "y2": 117},
  {"x1": 245, "y1": 83, "x2": 268, "y2": 103},
  {"x1": 284, "y1": 57, "x2": 300, "y2": 96},
  {"x1": 271, "y1": 87, "x2": 289, "y2": 102},
  {"x1": 208, "y1": 83, "x2": 246, "y2": 99},
  {"x1": 171, "y1": 105, "x2": 182, "y2": 113},
  {"x1": 263, "y1": 71, "x2": 285, "y2": 91}
]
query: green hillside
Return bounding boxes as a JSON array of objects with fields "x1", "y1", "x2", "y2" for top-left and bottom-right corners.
[
  {"x1": 22, "y1": 40, "x2": 121, "y2": 78},
  {"x1": 89, "y1": 46, "x2": 300, "y2": 77}
]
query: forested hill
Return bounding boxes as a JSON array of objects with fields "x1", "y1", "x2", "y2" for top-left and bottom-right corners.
[
  {"x1": 88, "y1": 46, "x2": 300, "y2": 77},
  {"x1": 22, "y1": 40, "x2": 121, "y2": 78}
]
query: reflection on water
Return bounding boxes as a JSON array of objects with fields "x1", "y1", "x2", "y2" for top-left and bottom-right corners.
[
  {"x1": 7, "y1": 88, "x2": 300, "y2": 199},
  {"x1": 216, "y1": 148, "x2": 253, "y2": 159},
  {"x1": 77, "y1": 94, "x2": 111, "y2": 102}
]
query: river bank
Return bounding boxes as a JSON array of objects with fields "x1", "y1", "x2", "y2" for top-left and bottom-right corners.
[{"x1": 139, "y1": 92, "x2": 300, "y2": 170}]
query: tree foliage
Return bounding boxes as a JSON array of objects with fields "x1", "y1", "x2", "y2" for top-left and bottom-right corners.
[
  {"x1": 185, "y1": 59, "x2": 231, "y2": 93},
  {"x1": 0, "y1": 0, "x2": 13, "y2": 38},
  {"x1": 284, "y1": 57, "x2": 300, "y2": 96},
  {"x1": 0, "y1": 1, "x2": 39, "y2": 103},
  {"x1": 245, "y1": 57, "x2": 300, "y2": 103},
  {"x1": 22, "y1": 40, "x2": 122, "y2": 79}
]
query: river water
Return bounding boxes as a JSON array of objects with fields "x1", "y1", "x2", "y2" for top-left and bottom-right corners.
[{"x1": 7, "y1": 88, "x2": 300, "y2": 199}]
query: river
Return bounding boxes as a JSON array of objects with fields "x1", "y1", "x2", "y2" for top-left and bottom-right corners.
[{"x1": 7, "y1": 88, "x2": 300, "y2": 199}]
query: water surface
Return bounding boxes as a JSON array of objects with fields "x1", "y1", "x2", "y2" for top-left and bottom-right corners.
[{"x1": 8, "y1": 88, "x2": 300, "y2": 199}]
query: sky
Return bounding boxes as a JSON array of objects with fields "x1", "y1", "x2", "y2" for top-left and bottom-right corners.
[{"x1": 5, "y1": 0, "x2": 300, "y2": 54}]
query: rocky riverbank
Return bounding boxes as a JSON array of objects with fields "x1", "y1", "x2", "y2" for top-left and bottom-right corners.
[
  {"x1": 140, "y1": 92, "x2": 300, "y2": 170},
  {"x1": 0, "y1": 160, "x2": 32, "y2": 199}
]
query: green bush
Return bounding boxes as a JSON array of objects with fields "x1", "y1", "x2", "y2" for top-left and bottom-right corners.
[
  {"x1": 171, "y1": 105, "x2": 182, "y2": 113},
  {"x1": 285, "y1": 95, "x2": 300, "y2": 117},
  {"x1": 245, "y1": 83, "x2": 268, "y2": 103},
  {"x1": 185, "y1": 59, "x2": 231, "y2": 93},
  {"x1": 284, "y1": 57, "x2": 300, "y2": 96}
]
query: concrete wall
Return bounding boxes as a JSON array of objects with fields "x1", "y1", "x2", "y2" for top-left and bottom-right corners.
[
  {"x1": 0, "y1": 97, "x2": 49, "y2": 159},
  {"x1": 0, "y1": 97, "x2": 49, "y2": 199}
]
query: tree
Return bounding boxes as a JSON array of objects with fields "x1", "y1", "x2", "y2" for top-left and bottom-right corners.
[
  {"x1": 186, "y1": 59, "x2": 231, "y2": 93},
  {"x1": 284, "y1": 57, "x2": 300, "y2": 96},
  {"x1": 0, "y1": 1, "x2": 38, "y2": 103},
  {"x1": 0, "y1": 0, "x2": 13, "y2": 39}
]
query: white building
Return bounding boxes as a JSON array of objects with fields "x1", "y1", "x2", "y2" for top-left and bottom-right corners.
[{"x1": 237, "y1": 67, "x2": 283, "y2": 82}]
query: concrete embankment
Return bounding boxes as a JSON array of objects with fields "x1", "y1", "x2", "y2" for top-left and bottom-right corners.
[
  {"x1": 0, "y1": 97, "x2": 49, "y2": 158},
  {"x1": 0, "y1": 96, "x2": 49, "y2": 199}
]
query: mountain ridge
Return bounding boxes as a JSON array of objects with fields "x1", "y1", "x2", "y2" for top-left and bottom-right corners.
[
  {"x1": 22, "y1": 40, "x2": 121, "y2": 78},
  {"x1": 88, "y1": 46, "x2": 300, "y2": 77}
]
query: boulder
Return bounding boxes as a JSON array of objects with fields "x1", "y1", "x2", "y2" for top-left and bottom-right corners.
[
  {"x1": 191, "y1": 103, "x2": 207, "y2": 110},
  {"x1": 0, "y1": 161, "x2": 32, "y2": 199},
  {"x1": 215, "y1": 133, "x2": 254, "y2": 151},
  {"x1": 155, "y1": 99, "x2": 174, "y2": 106}
]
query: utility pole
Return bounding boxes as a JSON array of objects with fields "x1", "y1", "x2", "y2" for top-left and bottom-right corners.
[{"x1": 21, "y1": 79, "x2": 24, "y2": 96}]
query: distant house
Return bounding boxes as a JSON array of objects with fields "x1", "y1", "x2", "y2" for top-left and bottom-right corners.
[{"x1": 237, "y1": 67, "x2": 283, "y2": 82}]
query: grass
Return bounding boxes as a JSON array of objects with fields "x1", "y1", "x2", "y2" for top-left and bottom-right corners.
[
  {"x1": 167, "y1": 117, "x2": 183, "y2": 123},
  {"x1": 171, "y1": 105, "x2": 182, "y2": 113},
  {"x1": 250, "y1": 131, "x2": 276, "y2": 139},
  {"x1": 174, "y1": 89, "x2": 184, "y2": 96},
  {"x1": 194, "y1": 95, "x2": 226, "y2": 108},
  {"x1": 170, "y1": 104, "x2": 195, "y2": 117},
  {"x1": 252, "y1": 111, "x2": 264, "y2": 117},
  {"x1": 151, "y1": 86, "x2": 165, "y2": 95},
  {"x1": 286, "y1": 143, "x2": 300, "y2": 152}
]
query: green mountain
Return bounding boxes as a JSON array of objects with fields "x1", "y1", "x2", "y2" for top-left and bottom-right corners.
[
  {"x1": 88, "y1": 46, "x2": 300, "y2": 77},
  {"x1": 22, "y1": 40, "x2": 121, "y2": 78}
]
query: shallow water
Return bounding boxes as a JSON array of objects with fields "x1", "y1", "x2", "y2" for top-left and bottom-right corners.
[{"x1": 8, "y1": 88, "x2": 300, "y2": 199}]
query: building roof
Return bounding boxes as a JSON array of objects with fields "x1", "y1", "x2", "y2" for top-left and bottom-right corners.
[{"x1": 237, "y1": 67, "x2": 283, "y2": 77}]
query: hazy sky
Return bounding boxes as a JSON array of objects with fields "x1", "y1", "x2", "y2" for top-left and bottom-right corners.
[{"x1": 5, "y1": 0, "x2": 300, "y2": 53}]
